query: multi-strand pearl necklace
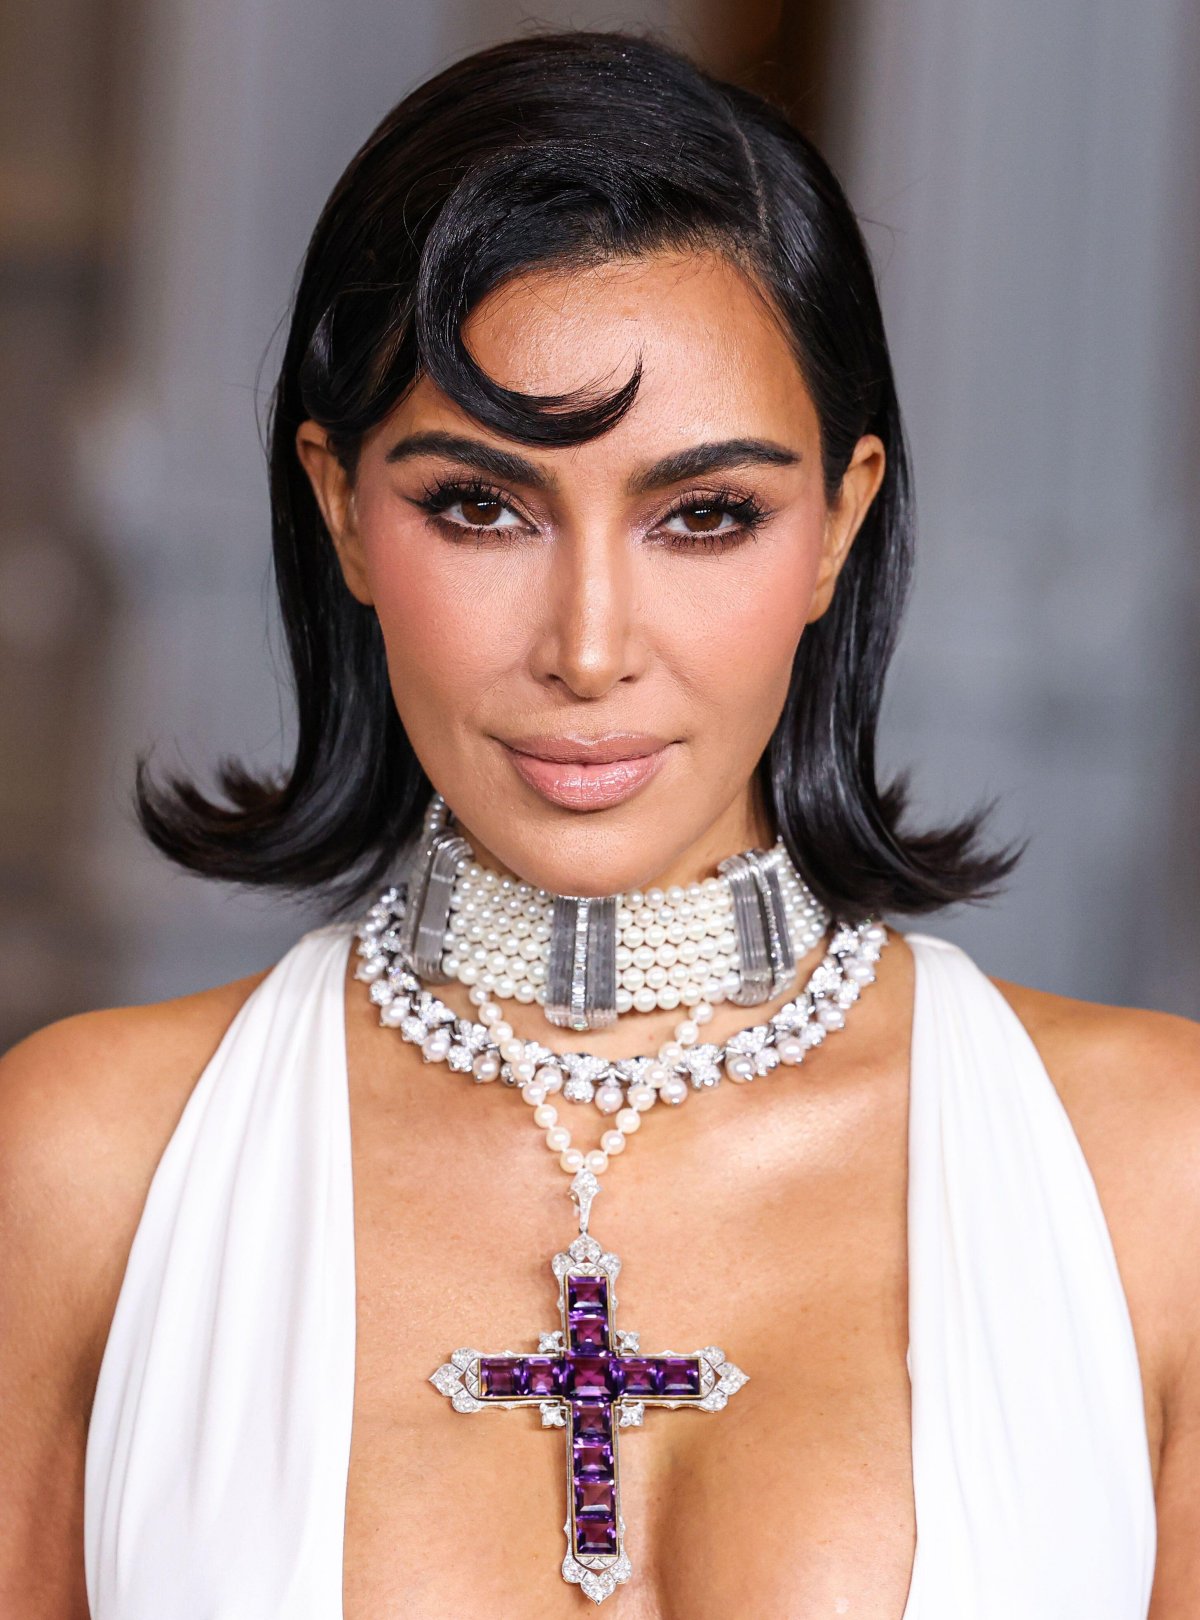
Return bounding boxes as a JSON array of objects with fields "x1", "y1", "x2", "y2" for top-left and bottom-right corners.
[
  {"x1": 356, "y1": 885, "x2": 887, "y2": 1180},
  {"x1": 438, "y1": 848, "x2": 829, "y2": 1016}
]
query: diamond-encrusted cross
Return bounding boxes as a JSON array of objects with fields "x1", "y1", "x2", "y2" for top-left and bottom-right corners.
[{"x1": 428, "y1": 1232, "x2": 749, "y2": 1604}]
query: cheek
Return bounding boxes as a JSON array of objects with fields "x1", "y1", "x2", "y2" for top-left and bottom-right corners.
[
  {"x1": 649, "y1": 525, "x2": 823, "y2": 723},
  {"x1": 365, "y1": 538, "x2": 528, "y2": 730}
]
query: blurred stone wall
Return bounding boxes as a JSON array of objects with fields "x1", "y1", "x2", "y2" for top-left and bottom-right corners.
[
  {"x1": 819, "y1": 0, "x2": 1200, "y2": 1011},
  {"x1": 0, "y1": 0, "x2": 132, "y2": 1040}
]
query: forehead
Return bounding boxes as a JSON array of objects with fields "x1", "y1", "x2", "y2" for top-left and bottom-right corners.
[{"x1": 380, "y1": 250, "x2": 820, "y2": 469}]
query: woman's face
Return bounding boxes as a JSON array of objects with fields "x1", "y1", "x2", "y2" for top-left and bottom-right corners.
[{"x1": 298, "y1": 250, "x2": 884, "y2": 895}]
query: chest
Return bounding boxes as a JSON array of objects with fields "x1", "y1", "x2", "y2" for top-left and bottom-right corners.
[{"x1": 341, "y1": 1047, "x2": 918, "y2": 1619}]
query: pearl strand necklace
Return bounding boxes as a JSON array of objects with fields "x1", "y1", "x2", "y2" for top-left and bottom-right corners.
[
  {"x1": 440, "y1": 847, "x2": 829, "y2": 1015},
  {"x1": 356, "y1": 886, "x2": 888, "y2": 1178}
]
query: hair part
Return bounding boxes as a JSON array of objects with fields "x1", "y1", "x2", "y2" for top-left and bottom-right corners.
[{"x1": 137, "y1": 29, "x2": 1022, "y2": 920}]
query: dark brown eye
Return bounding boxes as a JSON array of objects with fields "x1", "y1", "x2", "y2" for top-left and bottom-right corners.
[
  {"x1": 654, "y1": 489, "x2": 769, "y2": 551},
  {"x1": 453, "y1": 495, "x2": 502, "y2": 528},
  {"x1": 678, "y1": 505, "x2": 726, "y2": 532},
  {"x1": 662, "y1": 503, "x2": 736, "y2": 537}
]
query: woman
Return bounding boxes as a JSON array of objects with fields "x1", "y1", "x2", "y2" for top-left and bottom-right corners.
[{"x1": 2, "y1": 29, "x2": 1196, "y2": 1620}]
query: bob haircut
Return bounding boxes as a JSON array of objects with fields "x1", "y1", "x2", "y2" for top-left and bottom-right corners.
[{"x1": 137, "y1": 29, "x2": 1020, "y2": 920}]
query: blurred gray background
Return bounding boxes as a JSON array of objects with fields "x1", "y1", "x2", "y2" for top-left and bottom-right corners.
[{"x1": 2, "y1": 0, "x2": 1197, "y2": 1047}]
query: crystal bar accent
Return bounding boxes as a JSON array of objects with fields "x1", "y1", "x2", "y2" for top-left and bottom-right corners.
[
  {"x1": 411, "y1": 831, "x2": 472, "y2": 981},
  {"x1": 394, "y1": 795, "x2": 449, "y2": 968},
  {"x1": 750, "y1": 852, "x2": 795, "y2": 996},
  {"x1": 545, "y1": 895, "x2": 618, "y2": 1030},
  {"x1": 718, "y1": 848, "x2": 797, "y2": 1005}
]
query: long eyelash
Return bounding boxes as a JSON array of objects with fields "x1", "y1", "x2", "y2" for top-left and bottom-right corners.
[
  {"x1": 657, "y1": 487, "x2": 772, "y2": 551},
  {"x1": 410, "y1": 476, "x2": 524, "y2": 544},
  {"x1": 412, "y1": 476, "x2": 512, "y2": 516}
]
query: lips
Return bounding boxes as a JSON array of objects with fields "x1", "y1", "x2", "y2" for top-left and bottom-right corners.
[{"x1": 498, "y1": 733, "x2": 673, "y2": 811}]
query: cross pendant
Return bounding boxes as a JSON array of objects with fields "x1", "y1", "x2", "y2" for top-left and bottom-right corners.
[{"x1": 429, "y1": 1226, "x2": 749, "y2": 1604}]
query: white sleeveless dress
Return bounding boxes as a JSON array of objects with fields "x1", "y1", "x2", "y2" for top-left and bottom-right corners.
[{"x1": 84, "y1": 926, "x2": 1157, "y2": 1618}]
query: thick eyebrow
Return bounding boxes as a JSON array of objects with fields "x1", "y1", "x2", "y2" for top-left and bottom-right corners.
[
  {"x1": 384, "y1": 431, "x2": 551, "y2": 490},
  {"x1": 383, "y1": 430, "x2": 800, "y2": 495},
  {"x1": 628, "y1": 438, "x2": 800, "y2": 493}
]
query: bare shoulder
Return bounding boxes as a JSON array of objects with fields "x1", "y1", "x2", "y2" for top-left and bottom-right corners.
[
  {"x1": 991, "y1": 972, "x2": 1200, "y2": 1245},
  {"x1": 990, "y1": 973, "x2": 1200, "y2": 1145},
  {"x1": 0, "y1": 969, "x2": 269, "y2": 1355},
  {"x1": 2, "y1": 972, "x2": 268, "y2": 1223},
  {"x1": 0, "y1": 970, "x2": 270, "y2": 1613},
  {"x1": 990, "y1": 973, "x2": 1200, "y2": 1478}
]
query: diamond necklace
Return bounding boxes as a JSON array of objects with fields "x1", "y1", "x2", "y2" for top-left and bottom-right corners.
[{"x1": 356, "y1": 883, "x2": 888, "y2": 1605}]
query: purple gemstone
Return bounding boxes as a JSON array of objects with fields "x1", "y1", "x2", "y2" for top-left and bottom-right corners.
[
  {"x1": 572, "y1": 1402, "x2": 612, "y2": 1440},
  {"x1": 567, "y1": 1275, "x2": 609, "y2": 1315},
  {"x1": 573, "y1": 1440, "x2": 614, "y2": 1478},
  {"x1": 479, "y1": 1357, "x2": 525, "y2": 1397},
  {"x1": 570, "y1": 1315, "x2": 609, "y2": 1351},
  {"x1": 575, "y1": 1478, "x2": 616, "y2": 1517},
  {"x1": 566, "y1": 1354, "x2": 617, "y2": 1395},
  {"x1": 524, "y1": 1357, "x2": 561, "y2": 1396},
  {"x1": 619, "y1": 1357, "x2": 660, "y2": 1395},
  {"x1": 659, "y1": 1357, "x2": 702, "y2": 1396},
  {"x1": 575, "y1": 1518, "x2": 617, "y2": 1555}
]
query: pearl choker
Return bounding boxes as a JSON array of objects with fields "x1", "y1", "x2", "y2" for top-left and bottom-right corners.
[{"x1": 397, "y1": 794, "x2": 832, "y2": 1030}]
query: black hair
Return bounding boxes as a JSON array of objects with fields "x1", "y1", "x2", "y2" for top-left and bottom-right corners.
[{"x1": 136, "y1": 29, "x2": 1021, "y2": 920}]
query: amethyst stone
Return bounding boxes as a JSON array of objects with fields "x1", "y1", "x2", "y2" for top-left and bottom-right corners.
[
  {"x1": 659, "y1": 1357, "x2": 702, "y2": 1396},
  {"x1": 619, "y1": 1358, "x2": 660, "y2": 1395},
  {"x1": 575, "y1": 1478, "x2": 616, "y2": 1516},
  {"x1": 479, "y1": 1357, "x2": 524, "y2": 1397},
  {"x1": 572, "y1": 1402, "x2": 611, "y2": 1440},
  {"x1": 569, "y1": 1314, "x2": 609, "y2": 1351},
  {"x1": 573, "y1": 1440, "x2": 614, "y2": 1478},
  {"x1": 575, "y1": 1518, "x2": 617, "y2": 1555},
  {"x1": 566, "y1": 1275, "x2": 608, "y2": 1314},
  {"x1": 523, "y1": 1357, "x2": 561, "y2": 1396},
  {"x1": 566, "y1": 1354, "x2": 619, "y2": 1395}
]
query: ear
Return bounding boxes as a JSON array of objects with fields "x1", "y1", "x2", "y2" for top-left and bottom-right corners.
[
  {"x1": 806, "y1": 433, "x2": 887, "y2": 624},
  {"x1": 294, "y1": 421, "x2": 373, "y2": 604}
]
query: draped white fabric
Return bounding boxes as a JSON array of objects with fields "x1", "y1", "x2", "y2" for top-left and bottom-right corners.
[
  {"x1": 84, "y1": 925, "x2": 1156, "y2": 1618},
  {"x1": 900, "y1": 933, "x2": 1155, "y2": 1618},
  {"x1": 85, "y1": 926, "x2": 356, "y2": 1618}
]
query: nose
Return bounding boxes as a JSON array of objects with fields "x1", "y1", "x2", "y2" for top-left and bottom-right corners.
[{"x1": 529, "y1": 520, "x2": 648, "y2": 700}]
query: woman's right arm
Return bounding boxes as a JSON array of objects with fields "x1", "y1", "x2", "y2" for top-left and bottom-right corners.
[
  {"x1": 0, "y1": 979, "x2": 264, "y2": 1617},
  {"x1": 0, "y1": 1016, "x2": 135, "y2": 1617}
]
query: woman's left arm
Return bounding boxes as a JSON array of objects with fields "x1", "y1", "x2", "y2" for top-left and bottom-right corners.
[
  {"x1": 1132, "y1": 1012, "x2": 1200, "y2": 1618},
  {"x1": 997, "y1": 979, "x2": 1200, "y2": 1615}
]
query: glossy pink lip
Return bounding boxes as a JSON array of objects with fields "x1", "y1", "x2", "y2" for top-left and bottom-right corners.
[{"x1": 499, "y1": 733, "x2": 674, "y2": 811}]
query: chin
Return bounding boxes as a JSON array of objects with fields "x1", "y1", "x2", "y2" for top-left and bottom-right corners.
[{"x1": 453, "y1": 798, "x2": 692, "y2": 899}]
